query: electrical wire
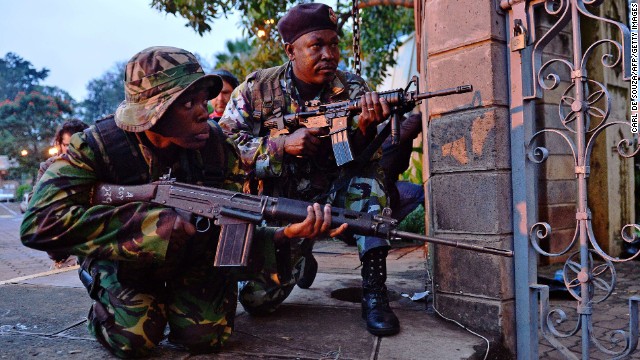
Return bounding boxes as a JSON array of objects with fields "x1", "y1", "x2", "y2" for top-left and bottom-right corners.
[{"x1": 426, "y1": 266, "x2": 490, "y2": 360}]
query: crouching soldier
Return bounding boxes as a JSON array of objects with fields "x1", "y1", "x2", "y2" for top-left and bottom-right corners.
[{"x1": 20, "y1": 46, "x2": 344, "y2": 358}]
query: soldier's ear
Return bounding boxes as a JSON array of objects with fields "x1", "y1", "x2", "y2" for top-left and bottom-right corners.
[{"x1": 284, "y1": 43, "x2": 295, "y2": 61}]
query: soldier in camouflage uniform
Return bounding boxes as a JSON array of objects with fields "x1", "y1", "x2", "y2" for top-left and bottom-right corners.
[
  {"x1": 219, "y1": 3, "x2": 400, "y2": 336},
  {"x1": 20, "y1": 46, "x2": 345, "y2": 358}
]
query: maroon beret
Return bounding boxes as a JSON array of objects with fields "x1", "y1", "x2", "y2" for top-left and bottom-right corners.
[{"x1": 277, "y1": 3, "x2": 338, "y2": 44}]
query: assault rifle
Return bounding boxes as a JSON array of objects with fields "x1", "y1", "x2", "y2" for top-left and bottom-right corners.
[
  {"x1": 264, "y1": 76, "x2": 473, "y2": 166},
  {"x1": 92, "y1": 179, "x2": 513, "y2": 267}
]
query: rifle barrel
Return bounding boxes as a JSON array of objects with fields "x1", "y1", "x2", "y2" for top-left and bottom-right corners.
[
  {"x1": 391, "y1": 230, "x2": 513, "y2": 257},
  {"x1": 413, "y1": 85, "x2": 473, "y2": 101}
]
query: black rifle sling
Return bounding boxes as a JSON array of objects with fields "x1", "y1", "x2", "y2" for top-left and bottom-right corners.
[
  {"x1": 323, "y1": 120, "x2": 392, "y2": 200},
  {"x1": 84, "y1": 115, "x2": 150, "y2": 184},
  {"x1": 200, "y1": 121, "x2": 227, "y2": 188},
  {"x1": 85, "y1": 116, "x2": 227, "y2": 186}
]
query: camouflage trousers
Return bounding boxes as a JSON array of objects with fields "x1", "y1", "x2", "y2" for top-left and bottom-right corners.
[
  {"x1": 83, "y1": 226, "x2": 283, "y2": 358},
  {"x1": 239, "y1": 175, "x2": 390, "y2": 315},
  {"x1": 85, "y1": 259, "x2": 238, "y2": 358}
]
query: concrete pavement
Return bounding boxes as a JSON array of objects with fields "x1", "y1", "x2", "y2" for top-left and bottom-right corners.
[
  {"x1": 0, "y1": 202, "x2": 487, "y2": 359},
  {"x1": 3, "y1": 201, "x2": 640, "y2": 359}
]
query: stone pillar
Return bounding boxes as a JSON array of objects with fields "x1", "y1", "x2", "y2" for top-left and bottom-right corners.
[{"x1": 416, "y1": 0, "x2": 516, "y2": 355}]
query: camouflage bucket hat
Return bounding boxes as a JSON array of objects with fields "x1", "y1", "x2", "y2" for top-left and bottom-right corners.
[{"x1": 115, "y1": 46, "x2": 222, "y2": 132}]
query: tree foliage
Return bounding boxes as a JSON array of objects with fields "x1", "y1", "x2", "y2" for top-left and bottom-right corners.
[
  {"x1": 150, "y1": 0, "x2": 414, "y2": 87},
  {"x1": 0, "y1": 53, "x2": 49, "y2": 101},
  {"x1": 0, "y1": 53, "x2": 74, "y2": 182},
  {"x1": 78, "y1": 62, "x2": 126, "y2": 123},
  {"x1": 213, "y1": 38, "x2": 287, "y2": 82},
  {"x1": 0, "y1": 91, "x2": 73, "y2": 182}
]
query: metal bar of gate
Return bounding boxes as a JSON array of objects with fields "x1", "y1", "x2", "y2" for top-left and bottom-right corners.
[{"x1": 503, "y1": 2, "x2": 540, "y2": 359}]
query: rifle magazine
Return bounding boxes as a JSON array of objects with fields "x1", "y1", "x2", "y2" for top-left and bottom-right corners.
[{"x1": 214, "y1": 223, "x2": 254, "y2": 267}]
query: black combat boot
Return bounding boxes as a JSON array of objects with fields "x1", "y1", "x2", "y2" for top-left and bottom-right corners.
[
  {"x1": 361, "y1": 248, "x2": 400, "y2": 336},
  {"x1": 296, "y1": 239, "x2": 318, "y2": 289}
]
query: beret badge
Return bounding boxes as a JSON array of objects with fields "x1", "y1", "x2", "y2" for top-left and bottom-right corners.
[{"x1": 328, "y1": 8, "x2": 337, "y2": 24}]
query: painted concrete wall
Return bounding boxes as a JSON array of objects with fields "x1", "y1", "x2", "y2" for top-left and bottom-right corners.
[{"x1": 415, "y1": 0, "x2": 516, "y2": 355}]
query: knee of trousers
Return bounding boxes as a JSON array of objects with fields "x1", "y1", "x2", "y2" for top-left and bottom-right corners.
[
  {"x1": 168, "y1": 325, "x2": 229, "y2": 355},
  {"x1": 88, "y1": 301, "x2": 164, "y2": 358},
  {"x1": 356, "y1": 235, "x2": 391, "y2": 258},
  {"x1": 238, "y1": 280, "x2": 295, "y2": 315}
]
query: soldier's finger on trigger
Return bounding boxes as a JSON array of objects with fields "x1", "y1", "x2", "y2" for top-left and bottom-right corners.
[
  {"x1": 380, "y1": 97, "x2": 390, "y2": 115},
  {"x1": 308, "y1": 133, "x2": 321, "y2": 146}
]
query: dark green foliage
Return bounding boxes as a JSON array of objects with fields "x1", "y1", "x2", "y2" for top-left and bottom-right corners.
[
  {"x1": 213, "y1": 38, "x2": 287, "y2": 82},
  {"x1": 150, "y1": 0, "x2": 414, "y2": 88},
  {"x1": 0, "y1": 53, "x2": 49, "y2": 101},
  {"x1": 0, "y1": 53, "x2": 74, "y2": 182},
  {"x1": 78, "y1": 62, "x2": 126, "y2": 123},
  {"x1": 15, "y1": 183, "x2": 31, "y2": 200},
  {"x1": 0, "y1": 90, "x2": 73, "y2": 183},
  {"x1": 397, "y1": 204, "x2": 425, "y2": 235},
  {"x1": 359, "y1": 6, "x2": 415, "y2": 86}
]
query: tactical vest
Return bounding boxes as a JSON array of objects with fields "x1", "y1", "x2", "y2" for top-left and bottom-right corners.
[
  {"x1": 246, "y1": 64, "x2": 357, "y2": 200},
  {"x1": 80, "y1": 115, "x2": 231, "y2": 287},
  {"x1": 84, "y1": 115, "x2": 228, "y2": 187},
  {"x1": 247, "y1": 63, "x2": 352, "y2": 136}
]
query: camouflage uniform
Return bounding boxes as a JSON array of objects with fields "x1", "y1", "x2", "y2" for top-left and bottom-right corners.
[
  {"x1": 219, "y1": 62, "x2": 390, "y2": 313},
  {"x1": 20, "y1": 47, "x2": 284, "y2": 358}
]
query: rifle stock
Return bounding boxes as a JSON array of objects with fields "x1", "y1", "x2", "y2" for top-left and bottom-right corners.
[{"x1": 92, "y1": 180, "x2": 513, "y2": 267}]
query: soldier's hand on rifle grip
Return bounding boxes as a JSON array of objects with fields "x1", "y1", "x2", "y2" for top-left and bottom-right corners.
[
  {"x1": 282, "y1": 203, "x2": 348, "y2": 240},
  {"x1": 283, "y1": 127, "x2": 329, "y2": 157},
  {"x1": 358, "y1": 92, "x2": 390, "y2": 135},
  {"x1": 169, "y1": 210, "x2": 196, "y2": 251}
]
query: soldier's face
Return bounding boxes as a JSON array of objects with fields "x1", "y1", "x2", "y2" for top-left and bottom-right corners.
[
  {"x1": 147, "y1": 87, "x2": 211, "y2": 150},
  {"x1": 286, "y1": 29, "x2": 340, "y2": 86},
  {"x1": 59, "y1": 133, "x2": 72, "y2": 154},
  {"x1": 211, "y1": 80, "x2": 234, "y2": 115}
]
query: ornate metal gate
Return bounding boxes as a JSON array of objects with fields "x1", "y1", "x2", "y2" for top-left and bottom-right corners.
[{"x1": 501, "y1": 0, "x2": 640, "y2": 359}]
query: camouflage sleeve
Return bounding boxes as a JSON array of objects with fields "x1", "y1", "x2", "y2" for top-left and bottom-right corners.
[
  {"x1": 36, "y1": 156, "x2": 58, "y2": 183},
  {"x1": 218, "y1": 80, "x2": 286, "y2": 178},
  {"x1": 20, "y1": 132, "x2": 178, "y2": 263}
]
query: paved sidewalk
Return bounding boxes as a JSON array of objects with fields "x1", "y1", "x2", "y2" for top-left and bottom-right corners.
[
  {"x1": 0, "y1": 205, "x2": 486, "y2": 360},
  {"x1": 4, "y1": 200, "x2": 638, "y2": 359},
  {"x1": 538, "y1": 262, "x2": 640, "y2": 360}
]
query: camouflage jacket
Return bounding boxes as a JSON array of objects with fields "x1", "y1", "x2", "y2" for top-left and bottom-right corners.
[
  {"x1": 20, "y1": 118, "x2": 275, "y2": 265},
  {"x1": 218, "y1": 62, "x2": 382, "y2": 200}
]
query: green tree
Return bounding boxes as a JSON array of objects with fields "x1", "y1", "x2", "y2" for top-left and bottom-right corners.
[
  {"x1": 0, "y1": 53, "x2": 75, "y2": 182},
  {"x1": 0, "y1": 91, "x2": 73, "y2": 183},
  {"x1": 0, "y1": 52, "x2": 49, "y2": 101},
  {"x1": 150, "y1": 0, "x2": 414, "y2": 87},
  {"x1": 78, "y1": 62, "x2": 126, "y2": 123},
  {"x1": 212, "y1": 38, "x2": 286, "y2": 82}
]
